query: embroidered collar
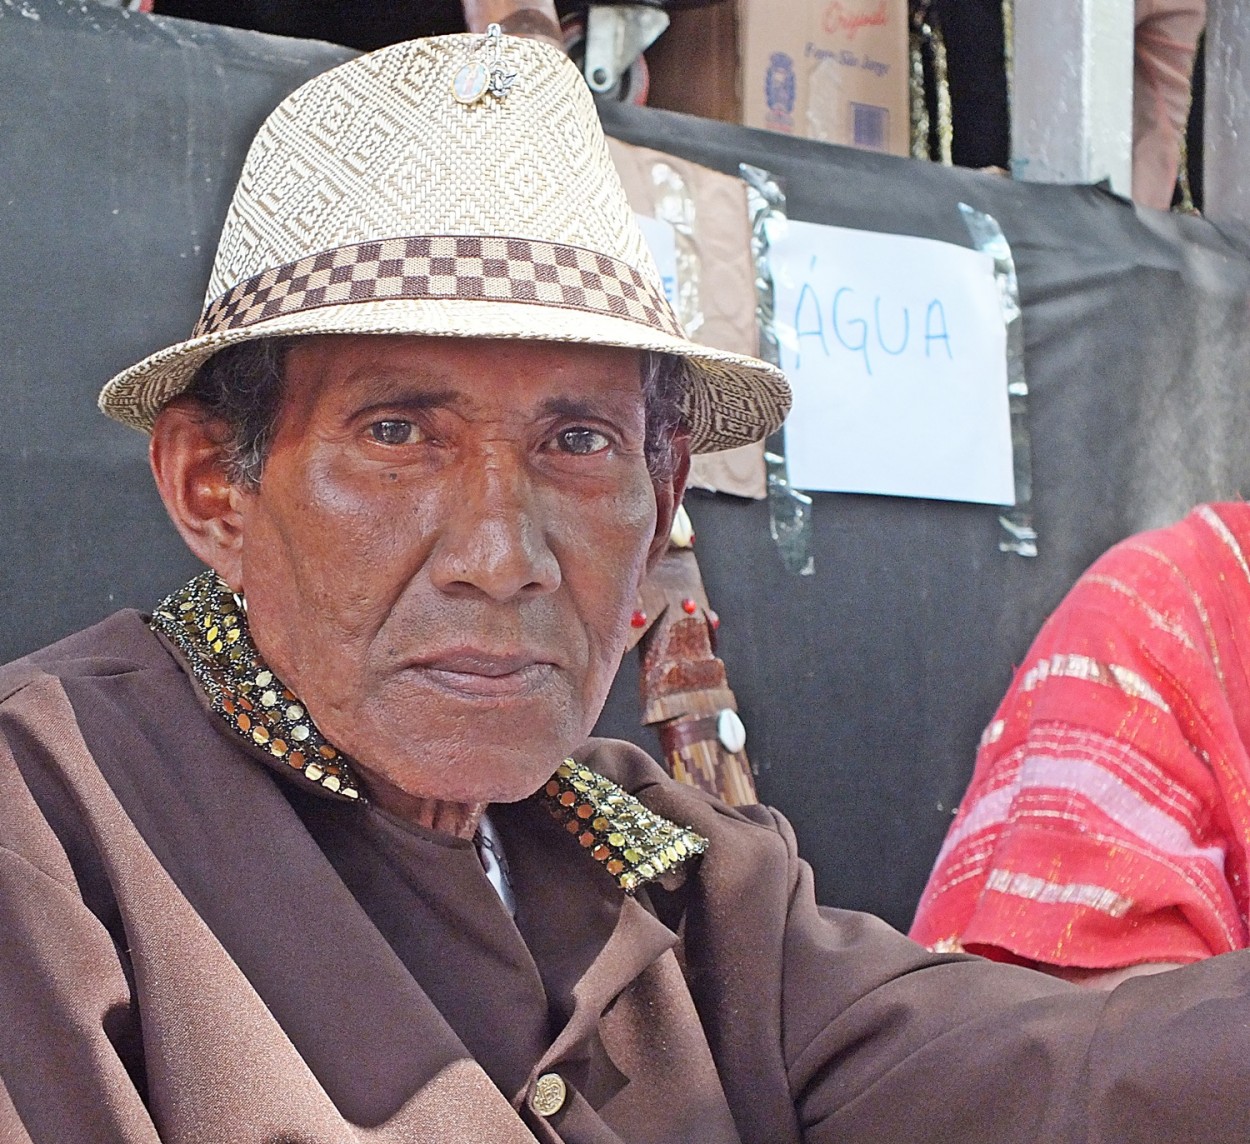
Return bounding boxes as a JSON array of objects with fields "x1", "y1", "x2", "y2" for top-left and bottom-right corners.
[
  {"x1": 150, "y1": 571, "x2": 361, "y2": 799},
  {"x1": 150, "y1": 572, "x2": 707, "y2": 893},
  {"x1": 539, "y1": 759, "x2": 707, "y2": 893}
]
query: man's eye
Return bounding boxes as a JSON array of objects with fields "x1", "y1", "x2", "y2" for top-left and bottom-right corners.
[
  {"x1": 369, "y1": 420, "x2": 416, "y2": 446},
  {"x1": 556, "y1": 428, "x2": 610, "y2": 456}
]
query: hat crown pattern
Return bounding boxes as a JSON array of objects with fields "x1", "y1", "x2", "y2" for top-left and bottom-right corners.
[{"x1": 209, "y1": 36, "x2": 658, "y2": 306}]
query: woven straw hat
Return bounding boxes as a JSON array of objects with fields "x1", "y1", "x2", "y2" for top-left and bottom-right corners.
[{"x1": 98, "y1": 31, "x2": 790, "y2": 453}]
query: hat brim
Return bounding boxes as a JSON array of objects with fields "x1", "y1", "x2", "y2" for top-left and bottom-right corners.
[{"x1": 98, "y1": 296, "x2": 791, "y2": 455}]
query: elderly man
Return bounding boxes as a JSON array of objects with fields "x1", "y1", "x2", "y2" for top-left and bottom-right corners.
[{"x1": 6, "y1": 26, "x2": 1250, "y2": 1144}]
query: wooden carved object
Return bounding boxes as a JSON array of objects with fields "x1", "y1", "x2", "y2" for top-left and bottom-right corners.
[{"x1": 628, "y1": 511, "x2": 758, "y2": 806}]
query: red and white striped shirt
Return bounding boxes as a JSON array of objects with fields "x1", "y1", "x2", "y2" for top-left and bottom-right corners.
[{"x1": 911, "y1": 502, "x2": 1250, "y2": 969}]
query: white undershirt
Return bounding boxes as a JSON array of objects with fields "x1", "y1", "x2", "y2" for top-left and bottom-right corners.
[{"x1": 475, "y1": 810, "x2": 516, "y2": 917}]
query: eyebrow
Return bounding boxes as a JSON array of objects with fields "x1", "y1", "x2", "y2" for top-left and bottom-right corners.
[
  {"x1": 348, "y1": 388, "x2": 627, "y2": 422},
  {"x1": 537, "y1": 394, "x2": 643, "y2": 422},
  {"x1": 338, "y1": 366, "x2": 643, "y2": 422},
  {"x1": 340, "y1": 368, "x2": 460, "y2": 413}
]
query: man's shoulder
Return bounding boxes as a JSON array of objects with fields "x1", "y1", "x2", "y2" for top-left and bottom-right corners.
[
  {"x1": 0, "y1": 610, "x2": 171, "y2": 705},
  {"x1": 576, "y1": 736, "x2": 673, "y2": 793},
  {"x1": 577, "y1": 736, "x2": 794, "y2": 848}
]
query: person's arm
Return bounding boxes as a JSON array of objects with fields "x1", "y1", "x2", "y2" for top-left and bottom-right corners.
[
  {"x1": 0, "y1": 708, "x2": 157, "y2": 1144},
  {"x1": 761, "y1": 807, "x2": 1250, "y2": 1144},
  {"x1": 912, "y1": 509, "x2": 1247, "y2": 974},
  {"x1": 633, "y1": 738, "x2": 1250, "y2": 1143}
]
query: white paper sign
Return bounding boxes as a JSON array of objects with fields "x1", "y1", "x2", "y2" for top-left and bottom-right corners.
[
  {"x1": 770, "y1": 218, "x2": 1014, "y2": 505},
  {"x1": 635, "y1": 213, "x2": 680, "y2": 308}
]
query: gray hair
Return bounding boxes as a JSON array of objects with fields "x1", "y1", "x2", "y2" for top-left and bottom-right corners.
[{"x1": 182, "y1": 338, "x2": 689, "y2": 487}]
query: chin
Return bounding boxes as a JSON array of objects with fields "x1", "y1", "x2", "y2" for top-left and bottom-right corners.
[{"x1": 350, "y1": 716, "x2": 589, "y2": 804}]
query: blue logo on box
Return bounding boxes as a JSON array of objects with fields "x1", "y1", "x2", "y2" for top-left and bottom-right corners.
[{"x1": 765, "y1": 52, "x2": 796, "y2": 115}]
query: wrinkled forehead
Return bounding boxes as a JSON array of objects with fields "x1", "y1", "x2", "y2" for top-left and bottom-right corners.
[{"x1": 277, "y1": 333, "x2": 650, "y2": 420}]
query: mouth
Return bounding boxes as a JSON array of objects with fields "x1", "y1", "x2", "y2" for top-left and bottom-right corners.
[{"x1": 403, "y1": 649, "x2": 560, "y2": 699}]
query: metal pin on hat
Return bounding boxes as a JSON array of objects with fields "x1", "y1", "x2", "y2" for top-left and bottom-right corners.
[{"x1": 452, "y1": 23, "x2": 518, "y2": 106}]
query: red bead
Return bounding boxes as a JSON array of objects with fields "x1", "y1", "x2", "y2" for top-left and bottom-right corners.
[
  {"x1": 630, "y1": 610, "x2": 648, "y2": 628},
  {"x1": 681, "y1": 598, "x2": 698, "y2": 615},
  {"x1": 708, "y1": 610, "x2": 720, "y2": 630}
]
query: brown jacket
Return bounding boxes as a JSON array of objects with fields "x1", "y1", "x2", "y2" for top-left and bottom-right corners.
[{"x1": 3, "y1": 611, "x2": 1250, "y2": 1143}]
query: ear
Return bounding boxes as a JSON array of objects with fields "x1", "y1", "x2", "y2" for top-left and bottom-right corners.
[
  {"x1": 149, "y1": 398, "x2": 250, "y2": 593},
  {"x1": 645, "y1": 432, "x2": 692, "y2": 571}
]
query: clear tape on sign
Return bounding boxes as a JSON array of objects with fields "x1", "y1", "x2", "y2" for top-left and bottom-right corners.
[
  {"x1": 650, "y1": 160, "x2": 704, "y2": 341},
  {"x1": 959, "y1": 202, "x2": 1038, "y2": 559},
  {"x1": 742, "y1": 162, "x2": 814, "y2": 577}
]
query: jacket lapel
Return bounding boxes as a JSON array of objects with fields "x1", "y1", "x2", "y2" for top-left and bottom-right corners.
[{"x1": 497, "y1": 798, "x2": 742, "y2": 1143}]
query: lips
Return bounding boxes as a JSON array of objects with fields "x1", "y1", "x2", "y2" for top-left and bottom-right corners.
[{"x1": 403, "y1": 648, "x2": 559, "y2": 698}]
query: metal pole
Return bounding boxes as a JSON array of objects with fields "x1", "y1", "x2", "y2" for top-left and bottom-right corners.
[
  {"x1": 1011, "y1": 0, "x2": 1135, "y2": 195},
  {"x1": 1205, "y1": 0, "x2": 1250, "y2": 223}
]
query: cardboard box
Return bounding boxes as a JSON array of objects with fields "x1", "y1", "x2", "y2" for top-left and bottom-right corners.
[
  {"x1": 648, "y1": 1, "x2": 909, "y2": 156},
  {"x1": 646, "y1": 3, "x2": 742, "y2": 124},
  {"x1": 739, "y1": 0, "x2": 910, "y2": 156}
]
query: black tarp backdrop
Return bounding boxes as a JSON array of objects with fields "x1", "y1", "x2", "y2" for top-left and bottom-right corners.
[{"x1": 4, "y1": 0, "x2": 1250, "y2": 930}]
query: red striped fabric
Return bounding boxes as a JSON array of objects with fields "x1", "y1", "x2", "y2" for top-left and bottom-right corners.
[{"x1": 910, "y1": 503, "x2": 1250, "y2": 969}]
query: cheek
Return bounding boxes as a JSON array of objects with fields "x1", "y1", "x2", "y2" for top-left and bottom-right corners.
[
  {"x1": 266, "y1": 460, "x2": 438, "y2": 590},
  {"x1": 610, "y1": 479, "x2": 663, "y2": 578},
  {"x1": 240, "y1": 463, "x2": 438, "y2": 680},
  {"x1": 559, "y1": 480, "x2": 658, "y2": 657}
]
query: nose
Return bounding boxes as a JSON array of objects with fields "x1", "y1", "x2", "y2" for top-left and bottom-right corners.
[{"x1": 427, "y1": 452, "x2": 561, "y2": 601}]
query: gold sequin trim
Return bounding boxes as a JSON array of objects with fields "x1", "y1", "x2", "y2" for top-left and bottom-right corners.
[
  {"x1": 149, "y1": 572, "x2": 362, "y2": 801},
  {"x1": 540, "y1": 759, "x2": 708, "y2": 894}
]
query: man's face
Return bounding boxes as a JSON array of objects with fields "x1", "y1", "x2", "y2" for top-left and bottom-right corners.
[{"x1": 229, "y1": 335, "x2": 679, "y2": 807}]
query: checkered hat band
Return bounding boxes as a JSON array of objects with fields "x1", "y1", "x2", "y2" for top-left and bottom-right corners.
[{"x1": 193, "y1": 235, "x2": 685, "y2": 340}]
